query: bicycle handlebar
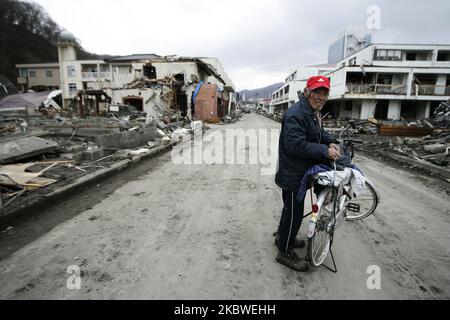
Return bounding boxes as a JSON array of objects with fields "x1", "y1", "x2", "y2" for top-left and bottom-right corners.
[{"x1": 343, "y1": 139, "x2": 363, "y2": 145}]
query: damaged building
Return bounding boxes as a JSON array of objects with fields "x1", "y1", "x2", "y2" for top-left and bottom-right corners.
[
  {"x1": 56, "y1": 31, "x2": 236, "y2": 121},
  {"x1": 270, "y1": 27, "x2": 450, "y2": 122},
  {"x1": 324, "y1": 43, "x2": 450, "y2": 121}
]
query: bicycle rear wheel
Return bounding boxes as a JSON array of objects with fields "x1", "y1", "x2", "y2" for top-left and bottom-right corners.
[
  {"x1": 345, "y1": 180, "x2": 379, "y2": 221},
  {"x1": 307, "y1": 188, "x2": 335, "y2": 267}
]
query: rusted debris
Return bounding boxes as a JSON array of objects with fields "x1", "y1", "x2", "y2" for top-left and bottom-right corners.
[{"x1": 379, "y1": 125, "x2": 434, "y2": 137}]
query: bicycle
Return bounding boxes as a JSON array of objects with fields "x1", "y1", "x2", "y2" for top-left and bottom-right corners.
[{"x1": 304, "y1": 124, "x2": 380, "y2": 272}]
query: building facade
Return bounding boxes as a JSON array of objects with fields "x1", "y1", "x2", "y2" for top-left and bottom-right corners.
[
  {"x1": 16, "y1": 63, "x2": 60, "y2": 91},
  {"x1": 324, "y1": 43, "x2": 450, "y2": 120}
]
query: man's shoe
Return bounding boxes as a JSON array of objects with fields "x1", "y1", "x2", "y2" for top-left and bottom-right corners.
[
  {"x1": 276, "y1": 251, "x2": 310, "y2": 272},
  {"x1": 275, "y1": 234, "x2": 306, "y2": 249}
]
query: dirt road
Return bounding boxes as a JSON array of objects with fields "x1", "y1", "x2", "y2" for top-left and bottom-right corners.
[{"x1": 0, "y1": 113, "x2": 448, "y2": 299}]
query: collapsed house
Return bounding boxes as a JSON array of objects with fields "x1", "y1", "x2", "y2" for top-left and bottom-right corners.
[
  {"x1": 56, "y1": 32, "x2": 236, "y2": 122},
  {"x1": 0, "y1": 31, "x2": 240, "y2": 217}
]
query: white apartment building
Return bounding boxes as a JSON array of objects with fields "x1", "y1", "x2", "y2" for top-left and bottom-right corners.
[{"x1": 324, "y1": 43, "x2": 450, "y2": 120}]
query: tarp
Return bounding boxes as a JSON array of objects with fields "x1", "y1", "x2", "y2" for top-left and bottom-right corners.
[{"x1": 0, "y1": 91, "x2": 53, "y2": 110}]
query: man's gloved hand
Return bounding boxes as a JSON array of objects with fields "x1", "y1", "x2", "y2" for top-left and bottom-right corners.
[{"x1": 328, "y1": 144, "x2": 341, "y2": 161}]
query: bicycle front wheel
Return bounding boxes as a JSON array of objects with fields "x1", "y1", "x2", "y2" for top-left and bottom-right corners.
[
  {"x1": 307, "y1": 188, "x2": 335, "y2": 267},
  {"x1": 345, "y1": 180, "x2": 379, "y2": 221}
]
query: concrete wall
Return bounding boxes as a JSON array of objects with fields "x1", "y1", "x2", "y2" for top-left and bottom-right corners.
[
  {"x1": 360, "y1": 100, "x2": 376, "y2": 119},
  {"x1": 95, "y1": 124, "x2": 157, "y2": 149}
]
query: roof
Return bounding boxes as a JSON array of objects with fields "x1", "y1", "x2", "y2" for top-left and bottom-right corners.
[
  {"x1": 106, "y1": 54, "x2": 162, "y2": 62},
  {"x1": 304, "y1": 63, "x2": 337, "y2": 68},
  {"x1": 0, "y1": 91, "x2": 54, "y2": 109},
  {"x1": 15, "y1": 63, "x2": 59, "y2": 69}
]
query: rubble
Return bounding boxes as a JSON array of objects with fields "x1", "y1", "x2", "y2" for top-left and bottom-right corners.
[
  {"x1": 0, "y1": 136, "x2": 59, "y2": 164},
  {"x1": 0, "y1": 61, "x2": 240, "y2": 218}
]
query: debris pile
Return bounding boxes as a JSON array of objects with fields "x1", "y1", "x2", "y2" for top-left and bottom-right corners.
[
  {"x1": 428, "y1": 100, "x2": 450, "y2": 129},
  {"x1": 222, "y1": 110, "x2": 244, "y2": 124}
]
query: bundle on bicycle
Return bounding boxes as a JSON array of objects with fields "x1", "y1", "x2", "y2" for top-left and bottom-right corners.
[{"x1": 299, "y1": 139, "x2": 380, "y2": 271}]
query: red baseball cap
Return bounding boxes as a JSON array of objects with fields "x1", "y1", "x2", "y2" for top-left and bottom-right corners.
[{"x1": 307, "y1": 76, "x2": 331, "y2": 91}]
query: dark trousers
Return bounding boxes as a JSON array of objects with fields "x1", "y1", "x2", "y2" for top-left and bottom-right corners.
[{"x1": 276, "y1": 190, "x2": 305, "y2": 253}]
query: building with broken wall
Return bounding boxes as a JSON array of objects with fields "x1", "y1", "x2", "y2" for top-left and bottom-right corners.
[
  {"x1": 324, "y1": 43, "x2": 450, "y2": 121},
  {"x1": 56, "y1": 32, "x2": 236, "y2": 121},
  {"x1": 270, "y1": 27, "x2": 450, "y2": 122}
]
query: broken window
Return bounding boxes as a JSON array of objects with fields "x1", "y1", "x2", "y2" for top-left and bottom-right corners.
[
  {"x1": 406, "y1": 51, "x2": 432, "y2": 61},
  {"x1": 143, "y1": 64, "x2": 157, "y2": 79},
  {"x1": 377, "y1": 74, "x2": 393, "y2": 85},
  {"x1": 374, "y1": 49, "x2": 401, "y2": 61},
  {"x1": 174, "y1": 73, "x2": 185, "y2": 83},
  {"x1": 406, "y1": 53, "x2": 417, "y2": 61},
  {"x1": 437, "y1": 51, "x2": 450, "y2": 62},
  {"x1": 284, "y1": 86, "x2": 290, "y2": 94},
  {"x1": 69, "y1": 83, "x2": 77, "y2": 95},
  {"x1": 67, "y1": 66, "x2": 76, "y2": 78}
]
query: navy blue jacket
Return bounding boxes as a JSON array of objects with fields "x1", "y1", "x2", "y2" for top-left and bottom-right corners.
[{"x1": 275, "y1": 95, "x2": 338, "y2": 192}]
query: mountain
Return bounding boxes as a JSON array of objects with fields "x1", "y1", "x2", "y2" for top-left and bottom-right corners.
[
  {"x1": 238, "y1": 83, "x2": 284, "y2": 101},
  {"x1": 0, "y1": 0, "x2": 107, "y2": 89}
]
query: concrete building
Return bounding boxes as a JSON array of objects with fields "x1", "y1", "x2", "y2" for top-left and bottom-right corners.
[
  {"x1": 14, "y1": 31, "x2": 236, "y2": 119},
  {"x1": 328, "y1": 26, "x2": 373, "y2": 64},
  {"x1": 56, "y1": 31, "x2": 235, "y2": 118},
  {"x1": 16, "y1": 63, "x2": 60, "y2": 91},
  {"x1": 324, "y1": 43, "x2": 450, "y2": 120}
]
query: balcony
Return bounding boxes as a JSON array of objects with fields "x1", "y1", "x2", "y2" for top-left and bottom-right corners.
[
  {"x1": 81, "y1": 72, "x2": 112, "y2": 80},
  {"x1": 412, "y1": 84, "x2": 450, "y2": 96},
  {"x1": 346, "y1": 83, "x2": 407, "y2": 95}
]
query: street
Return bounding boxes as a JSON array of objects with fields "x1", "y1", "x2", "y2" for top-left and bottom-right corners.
[{"x1": 0, "y1": 113, "x2": 449, "y2": 300}]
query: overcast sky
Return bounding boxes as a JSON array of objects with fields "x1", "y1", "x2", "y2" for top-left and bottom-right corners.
[{"x1": 32, "y1": 0, "x2": 450, "y2": 90}]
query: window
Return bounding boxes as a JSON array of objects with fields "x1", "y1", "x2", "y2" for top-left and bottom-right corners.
[
  {"x1": 406, "y1": 53, "x2": 417, "y2": 61},
  {"x1": 29, "y1": 70, "x2": 36, "y2": 78},
  {"x1": 284, "y1": 86, "x2": 289, "y2": 94},
  {"x1": 349, "y1": 57, "x2": 357, "y2": 66},
  {"x1": 46, "y1": 70, "x2": 53, "y2": 78},
  {"x1": 374, "y1": 49, "x2": 401, "y2": 61},
  {"x1": 68, "y1": 83, "x2": 77, "y2": 95},
  {"x1": 345, "y1": 101, "x2": 353, "y2": 112},
  {"x1": 20, "y1": 69, "x2": 28, "y2": 78},
  {"x1": 67, "y1": 66, "x2": 76, "y2": 78},
  {"x1": 437, "y1": 51, "x2": 450, "y2": 62},
  {"x1": 377, "y1": 74, "x2": 393, "y2": 85}
]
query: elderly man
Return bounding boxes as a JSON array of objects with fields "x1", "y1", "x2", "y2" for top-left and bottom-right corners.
[{"x1": 274, "y1": 75, "x2": 341, "y2": 272}]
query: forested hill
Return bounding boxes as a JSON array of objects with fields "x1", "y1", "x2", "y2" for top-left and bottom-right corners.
[{"x1": 0, "y1": 0, "x2": 105, "y2": 88}]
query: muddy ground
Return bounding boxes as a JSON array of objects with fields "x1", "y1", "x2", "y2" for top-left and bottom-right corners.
[{"x1": 0, "y1": 113, "x2": 449, "y2": 299}]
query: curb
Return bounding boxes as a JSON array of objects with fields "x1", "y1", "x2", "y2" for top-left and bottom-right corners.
[{"x1": 0, "y1": 141, "x2": 178, "y2": 221}]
